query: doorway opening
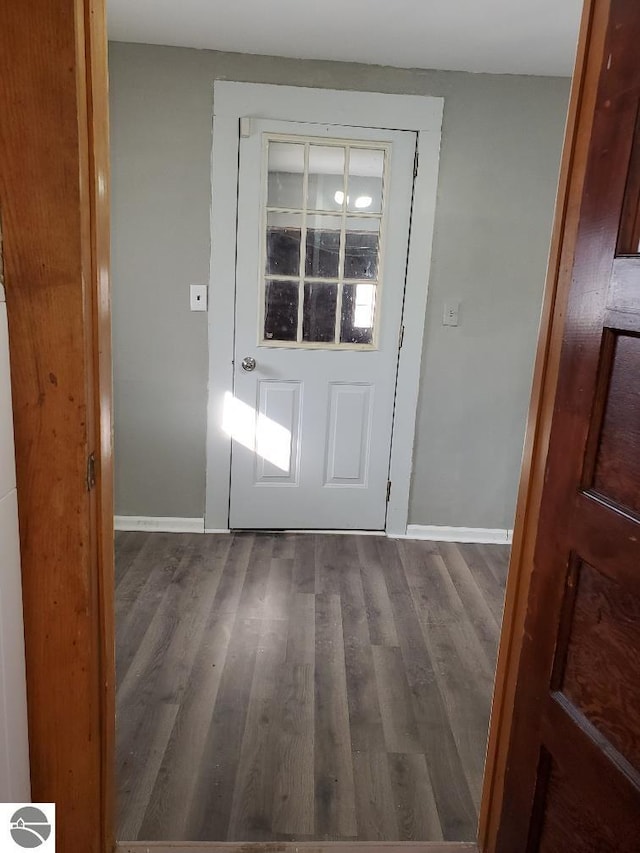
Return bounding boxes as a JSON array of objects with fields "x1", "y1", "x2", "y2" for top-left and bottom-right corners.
[
  {"x1": 3, "y1": 0, "x2": 602, "y2": 851},
  {"x1": 111, "y1": 61, "x2": 570, "y2": 849}
]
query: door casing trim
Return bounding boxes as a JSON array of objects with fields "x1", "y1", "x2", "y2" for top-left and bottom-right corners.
[
  {"x1": 204, "y1": 82, "x2": 443, "y2": 536},
  {"x1": 478, "y1": 0, "x2": 597, "y2": 849}
]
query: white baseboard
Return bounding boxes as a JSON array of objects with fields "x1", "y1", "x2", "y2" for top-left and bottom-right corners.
[
  {"x1": 114, "y1": 516, "x2": 205, "y2": 534},
  {"x1": 114, "y1": 518, "x2": 511, "y2": 544},
  {"x1": 394, "y1": 525, "x2": 513, "y2": 545}
]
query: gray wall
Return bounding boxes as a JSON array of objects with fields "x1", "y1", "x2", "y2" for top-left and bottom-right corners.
[{"x1": 109, "y1": 42, "x2": 569, "y2": 527}]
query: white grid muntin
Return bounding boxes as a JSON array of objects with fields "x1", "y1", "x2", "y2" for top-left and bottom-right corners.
[{"x1": 258, "y1": 132, "x2": 391, "y2": 351}]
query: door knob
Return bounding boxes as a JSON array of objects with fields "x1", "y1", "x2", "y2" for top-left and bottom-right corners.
[{"x1": 241, "y1": 356, "x2": 257, "y2": 372}]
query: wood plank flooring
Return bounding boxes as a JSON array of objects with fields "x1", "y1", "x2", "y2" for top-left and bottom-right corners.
[{"x1": 115, "y1": 532, "x2": 508, "y2": 843}]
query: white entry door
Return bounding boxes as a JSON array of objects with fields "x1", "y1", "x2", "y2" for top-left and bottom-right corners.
[{"x1": 228, "y1": 119, "x2": 416, "y2": 529}]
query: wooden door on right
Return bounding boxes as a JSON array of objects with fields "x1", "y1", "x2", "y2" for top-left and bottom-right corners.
[{"x1": 496, "y1": 1, "x2": 640, "y2": 850}]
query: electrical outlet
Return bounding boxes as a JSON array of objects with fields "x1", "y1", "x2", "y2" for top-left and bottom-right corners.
[
  {"x1": 190, "y1": 284, "x2": 208, "y2": 312},
  {"x1": 443, "y1": 299, "x2": 460, "y2": 326}
]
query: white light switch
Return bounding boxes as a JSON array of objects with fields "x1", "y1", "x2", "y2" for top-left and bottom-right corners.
[
  {"x1": 190, "y1": 284, "x2": 208, "y2": 312},
  {"x1": 443, "y1": 299, "x2": 460, "y2": 326}
]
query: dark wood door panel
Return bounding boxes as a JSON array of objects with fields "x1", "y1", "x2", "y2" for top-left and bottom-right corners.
[
  {"x1": 570, "y1": 494, "x2": 640, "y2": 590},
  {"x1": 604, "y1": 308, "x2": 640, "y2": 334},
  {"x1": 618, "y1": 107, "x2": 640, "y2": 255},
  {"x1": 496, "y1": 2, "x2": 640, "y2": 849},
  {"x1": 590, "y1": 331, "x2": 640, "y2": 516},
  {"x1": 610, "y1": 258, "x2": 640, "y2": 313},
  {"x1": 536, "y1": 758, "x2": 639, "y2": 853},
  {"x1": 535, "y1": 698, "x2": 640, "y2": 852},
  {"x1": 542, "y1": 696, "x2": 640, "y2": 810},
  {"x1": 553, "y1": 559, "x2": 640, "y2": 772}
]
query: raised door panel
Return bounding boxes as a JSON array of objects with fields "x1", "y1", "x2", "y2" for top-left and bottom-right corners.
[
  {"x1": 255, "y1": 380, "x2": 302, "y2": 485},
  {"x1": 618, "y1": 108, "x2": 640, "y2": 255},
  {"x1": 590, "y1": 332, "x2": 640, "y2": 516},
  {"x1": 324, "y1": 383, "x2": 373, "y2": 486},
  {"x1": 555, "y1": 559, "x2": 640, "y2": 773},
  {"x1": 537, "y1": 759, "x2": 638, "y2": 853}
]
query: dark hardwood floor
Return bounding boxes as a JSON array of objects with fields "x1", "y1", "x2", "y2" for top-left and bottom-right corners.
[{"x1": 115, "y1": 531, "x2": 508, "y2": 843}]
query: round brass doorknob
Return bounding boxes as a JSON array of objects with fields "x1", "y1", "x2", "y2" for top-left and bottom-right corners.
[{"x1": 241, "y1": 356, "x2": 257, "y2": 372}]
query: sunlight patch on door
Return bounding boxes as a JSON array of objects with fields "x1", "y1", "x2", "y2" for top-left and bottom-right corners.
[{"x1": 222, "y1": 390, "x2": 295, "y2": 476}]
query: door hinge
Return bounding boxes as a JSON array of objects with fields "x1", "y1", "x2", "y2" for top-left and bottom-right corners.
[
  {"x1": 398, "y1": 324, "x2": 405, "y2": 350},
  {"x1": 413, "y1": 148, "x2": 419, "y2": 178},
  {"x1": 240, "y1": 117, "x2": 253, "y2": 138},
  {"x1": 386, "y1": 480, "x2": 392, "y2": 502},
  {"x1": 86, "y1": 452, "x2": 96, "y2": 491}
]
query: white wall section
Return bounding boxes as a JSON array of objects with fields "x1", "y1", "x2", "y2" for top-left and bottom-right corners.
[{"x1": 0, "y1": 271, "x2": 31, "y2": 801}]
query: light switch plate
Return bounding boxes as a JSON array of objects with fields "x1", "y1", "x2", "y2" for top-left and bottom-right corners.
[
  {"x1": 443, "y1": 299, "x2": 460, "y2": 326},
  {"x1": 190, "y1": 284, "x2": 208, "y2": 312}
]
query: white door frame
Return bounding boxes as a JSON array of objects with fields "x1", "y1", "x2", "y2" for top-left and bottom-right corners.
[{"x1": 205, "y1": 82, "x2": 443, "y2": 536}]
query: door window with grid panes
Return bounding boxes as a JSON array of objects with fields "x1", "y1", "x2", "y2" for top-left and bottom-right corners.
[{"x1": 261, "y1": 137, "x2": 388, "y2": 348}]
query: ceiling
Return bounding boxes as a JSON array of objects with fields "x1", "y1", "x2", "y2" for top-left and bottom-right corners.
[{"x1": 108, "y1": 0, "x2": 583, "y2": 77}]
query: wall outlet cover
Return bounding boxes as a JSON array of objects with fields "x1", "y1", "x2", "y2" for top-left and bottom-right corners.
[{"x1": 190, "y1": 284, "x2": 208, "y2": 312}]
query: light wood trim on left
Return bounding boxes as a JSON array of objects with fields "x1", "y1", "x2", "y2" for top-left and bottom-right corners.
[
  {"x1": 84, "y1": 0, "x2": 116, "y2": 849},
  {"x1": 0, "y1": 1, "x2": 114, "y2": 852}
]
